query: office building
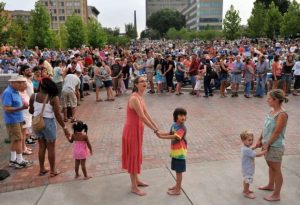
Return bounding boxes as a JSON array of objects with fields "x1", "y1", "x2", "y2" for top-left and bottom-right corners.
[
  {"x1": 40, "y1": 0, "x2": 89, "y2": 30},
  {"x1": 88, "y1": 6, "x2": 100, "y2": 21},
  {"x1": 181, "y1": 0, "x2": 223, "y2": 31},
  {"x1": 146, "y1": 0, "x2": 188, "y2": 19},
  {"x1": 8, "y1": 10, "x2": 31, "y2": 24}
]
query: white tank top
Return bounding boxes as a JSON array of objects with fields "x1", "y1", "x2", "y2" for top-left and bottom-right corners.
[{"x1": 33, "y1": 94, "x2": 55, "y2": 119}]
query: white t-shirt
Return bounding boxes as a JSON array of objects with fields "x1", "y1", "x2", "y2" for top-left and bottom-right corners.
[
  {"x1": 293, "y1": 61, "x2": 300, "y2": 76},
  {"x1": 62, "y1": 74, "x2": 80, "y2": 93}
]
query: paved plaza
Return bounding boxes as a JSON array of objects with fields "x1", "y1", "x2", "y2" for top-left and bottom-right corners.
[{"x1": 0, "y1": 92, "x2": 300, "y2": 204}]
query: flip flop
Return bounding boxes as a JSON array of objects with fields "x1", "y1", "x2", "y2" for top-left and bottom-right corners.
[
  {"x1": 39, "y1": 170, "x2": 49, "y2": 176},
  {"x1": 50, "y1": 170, "x2": 61, "y2": 177},
  {"x1": 258, "y1": 186, "x2": 274, "y2": 191}
]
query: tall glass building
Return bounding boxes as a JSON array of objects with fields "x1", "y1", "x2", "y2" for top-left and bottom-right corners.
[
  {"x1": 181, "y1": 0, "x2": 223, "y2": 30},
  {"x1": 146, "y1": 0, "x2": 188, "y2": 19}
]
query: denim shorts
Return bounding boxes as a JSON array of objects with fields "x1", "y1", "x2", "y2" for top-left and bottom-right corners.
[
  {"x1": 281, "y1": 74, "x2": 292, "y2": 82},
  {"x1": 231, "y1": 74, "x2": 241, "y2": 84},
  {"x1": 35, "y1": 118, "x2": 57, "y2": 142},
  {"x1": 219, "y1": 73, "x2": 228, "y2": 82}
]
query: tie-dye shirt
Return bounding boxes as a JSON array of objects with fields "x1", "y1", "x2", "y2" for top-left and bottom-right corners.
[{"x1": 170, "y1": 123, "x2": 187, "y2": 159}]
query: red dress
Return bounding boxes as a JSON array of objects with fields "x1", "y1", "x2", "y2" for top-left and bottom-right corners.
[{"x1": 122, "y1": 93, "x2": 145, "y2": 174}]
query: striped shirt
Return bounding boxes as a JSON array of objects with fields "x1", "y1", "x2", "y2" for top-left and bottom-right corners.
[{"x1": 170, "y1": 123, "x2": 187, "y2": 159}]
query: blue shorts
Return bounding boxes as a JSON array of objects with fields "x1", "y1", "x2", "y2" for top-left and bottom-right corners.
[
  {"x1": 103, "y1": 80, "x2": 113, "y2": 88},
  {"x1": 35, "y1": 118, "x2": 57, "y2": 142},
  {"x1": 171, "y1": 158, "x2": 186, "y2": 173},
  {"x1": 231, "y1": 74, "x2": 242, "y2": 84},
  {"x1": 281, "y1": 74, "x2": 292, "y2": 82},
  {"x1": 219, "y1": 73, "x2": 228, "y2": 82}
]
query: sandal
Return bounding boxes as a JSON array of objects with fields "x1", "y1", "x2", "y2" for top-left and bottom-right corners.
[
  {"x1": 50, "y1": 170, "x2": 61, "y2": 177},
  {"x1": 96, "y1": 99, "x2": 103, "y2": 102},
  {"x1": 39, "y1": 170, "x2": 49, "y2": 176}
]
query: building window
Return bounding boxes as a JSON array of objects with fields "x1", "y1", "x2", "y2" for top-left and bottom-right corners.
[
  {"x1": 59, "y1": 16, "x2": 65, "y2": 21},
  {"x1": 52, "y1": 9, "x2": 57, "y2": 14},
  {"x1": 199, "y1": 18, "x2": 221, "y2": 23},
  {"x1": 60, "y1": 9, "x2": 65, "y2": 14},
  {"x1": 60, "y1": 2, "x2": 64, "y2": 7},
  {"x1": 74, "y1": 2, "x2": 81, "y2": 7},
  {"x1": 52, "y1": 16, "x2": 57, "y2": 21},
  {"x1": 45, "y1": 2, "x2": 48, "y2": 6},
  {"x1": 74, "y1": 9, "x2": 81, "y2": 14},
  {"x1": 66, "y1": 2, "x2": 73, "y2": 7}
]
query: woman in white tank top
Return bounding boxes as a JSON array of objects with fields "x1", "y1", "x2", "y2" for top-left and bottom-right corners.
[{"x1": 29, "y1": 78, "x2": 70, "y2": 177}]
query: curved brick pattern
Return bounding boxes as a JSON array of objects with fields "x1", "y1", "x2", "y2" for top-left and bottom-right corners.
[{"x1": 0, "y1": 93, "x2": 299, "y2": 193}]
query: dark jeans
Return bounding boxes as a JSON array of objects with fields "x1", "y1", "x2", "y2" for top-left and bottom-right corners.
[
  {"x1": 123, "y1": 78, "x2": 129, "y2": 89},
  {"x1": 204, "y1": 76, "x2": 212, "y2": 96}
]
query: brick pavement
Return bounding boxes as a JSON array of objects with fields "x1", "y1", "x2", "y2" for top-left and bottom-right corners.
[{"x1": 0, "y1": 92, "x2": 300, "y2": 193}]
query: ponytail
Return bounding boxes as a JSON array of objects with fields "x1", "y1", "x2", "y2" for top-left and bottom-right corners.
[{"x1": 269, "y1": 89, "x2": 289, "y2": 104}]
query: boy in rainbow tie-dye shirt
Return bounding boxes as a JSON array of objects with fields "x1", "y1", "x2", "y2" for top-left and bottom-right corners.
[{"x1": 157, "y1": 108, "x2": 187, "y2": 195}]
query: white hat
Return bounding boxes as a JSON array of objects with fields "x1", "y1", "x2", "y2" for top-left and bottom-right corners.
[
  {"x1": 70, "y1": 55, "x2": 75, "y2": 59},
  {"x1": 8, "y1": 75, "x2": 27, "y2": 82}
]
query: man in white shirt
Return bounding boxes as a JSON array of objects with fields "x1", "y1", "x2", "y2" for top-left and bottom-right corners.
[
  {"x1": 146, "y1": 51, "x2": 155, "y2": 94},
  {"x1": 61, "y1": 70, "x2": 81, "y2": 122}
]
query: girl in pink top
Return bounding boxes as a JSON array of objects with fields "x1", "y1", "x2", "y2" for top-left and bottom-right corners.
[
  {"x1": 69, "y1": 121, "x2": 93, "y2": 180},
  {"x1": 272, "y1": 55, "x2": 282, "y2": 89}
]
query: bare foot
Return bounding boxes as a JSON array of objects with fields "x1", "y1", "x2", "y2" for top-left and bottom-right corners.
[
  {"x1": 131, "y1": 189, "x2": 147, "y2": 196},
  {"x1": 75, "y1": 174, "x2": 80, "y2": 179},
  {"x1": 167, "y1": 189, "x2": 181, "y2": 195},
  {"x1": 168, "y1": 186, "x2": 176, "y2": 191},
  {"x1": 84, "y1": 176, "x2": 92, "y2": 180},
  {"x1": 243, "y1": 192, "x2": 256, "y2": 199},
  {"x1": 137, "y1": 181, "x2": 149, "y2": 187},
  {"x1": 264, "y1": 195, "x2": 280, "y2": 201},
  {"x1": 258, "y1": 185, "x2": 274, "y2": 191}
]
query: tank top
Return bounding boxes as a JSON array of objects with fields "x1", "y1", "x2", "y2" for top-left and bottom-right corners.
[
  {"x1": 282, "y1": 62, "x2": 294, "y2": 74},
  {"x1": 262, "y1": 111, "x2": 287, "y2": 148},
  {"x1": 33, "y1": 94, "x2": 55, "y2": 119}
]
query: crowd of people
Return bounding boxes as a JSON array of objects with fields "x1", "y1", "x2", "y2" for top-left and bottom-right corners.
[{"x1": 0, "y1": 39, "x2": 296, "y2": 200}]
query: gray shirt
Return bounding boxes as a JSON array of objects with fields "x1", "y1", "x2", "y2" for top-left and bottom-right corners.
[
  {"x1": 256, "y1": 60, "x2": 269, "y2": 76},
  {"x1": 241, "y1": 146, "x2": 256, "y2": 176}
]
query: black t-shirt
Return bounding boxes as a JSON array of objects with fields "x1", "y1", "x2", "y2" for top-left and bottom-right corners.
[
  {"x1": 122, "y1": 64, "x2": 130, "y2": 79},
  {"x1": 111, "y1": 64, "x2": 122, "y2": 77},
  {"x1": 282, "y1": 62, "x2": 294, "y2": 74},
  {"x1": 165, "y1": 60, "x2": 175, "y2": 76}
]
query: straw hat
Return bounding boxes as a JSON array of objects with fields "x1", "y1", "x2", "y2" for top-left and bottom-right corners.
[{"x1": 8, "y1": 75, "x2": 27, "y2": 82}]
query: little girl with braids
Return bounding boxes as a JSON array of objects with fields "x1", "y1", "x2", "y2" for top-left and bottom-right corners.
[{"x1": 69, "y1": 121, "x2": 93, "y2": 180}]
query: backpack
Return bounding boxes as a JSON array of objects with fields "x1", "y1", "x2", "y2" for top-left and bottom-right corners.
[{"x1": 0, "y1": 169, "x2": 10, "y2": 181}]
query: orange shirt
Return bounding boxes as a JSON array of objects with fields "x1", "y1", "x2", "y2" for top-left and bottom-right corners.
[{"x1": 272, "y1": 62, "x2": 282, "y2": 77}]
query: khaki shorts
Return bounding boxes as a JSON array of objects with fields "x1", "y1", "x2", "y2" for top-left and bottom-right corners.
[
  {"x1": 62, "y1": 90, "x2": 77, "y2": 108},
  {"x1": 147, "y1": 72, "x2": 154, "y2": 82},
  {"x1": 265, "y1": 146, "x2": 284, "y2": 163},
  {"x1": 112, "y1": 78, "x2": 120, "y2": 91},
  {"x1": 6, "y1": 123, "x2": 23, "y2": 141}
]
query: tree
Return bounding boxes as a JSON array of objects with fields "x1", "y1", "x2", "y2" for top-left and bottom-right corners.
[
  {"x1": 87, "y1": 19, "x2": 107, "y2": 48},
  {"x1": 103, "y1": 27, "x2": 120, "y2": 36},
  {"x1": 255, "y1": 0, "x2": 290, "y2": 14},
  {"x1": 125, "y1": 23, "x2": 137, "y2": 39},
  {"x1": 146, "y1": 8, "x2": 186, "y2": 36},
  {"x1": 281, "y1": 0, "x2": 300, "y2": 37},
  {"x1": 65, "y1": 15, "x2": 86, "y2": 48},
  {"x1": 27, "y1": 1, "x2": 52, "y2": 48},
  {"x1": 0, "y1": 2, "x2": 8, "y2": 43},
  {"x1": 140, "y1": 29, "x2": 160, "y2": 39},
  {"x1": 223, "y1": 5, "x2": 241, "y2": 40},
  {"x1": 58, "y1": 24, "x2": 68, "y2": 49},
  {"x1": 264, "y1": 2, "x2": 282, "y2": 38},
  {"x1": 7, "y1": 18, "x2": 28, "y2": 47},
  {"x1": 247, "y1": 2, "x2": 267, "y2": 38}
]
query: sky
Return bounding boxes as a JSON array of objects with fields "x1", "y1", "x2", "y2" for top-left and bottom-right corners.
[{"x1": 0, "y1": 0, "x2": 282, "y2": 33}]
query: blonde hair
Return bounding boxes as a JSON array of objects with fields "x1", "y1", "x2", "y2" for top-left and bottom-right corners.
[
  {"x1": 240, "y1": 130, "x2": 254, "y2": 141},
  {"x1": 269, "y1": 89, "x2": 289, "y2": 104}
]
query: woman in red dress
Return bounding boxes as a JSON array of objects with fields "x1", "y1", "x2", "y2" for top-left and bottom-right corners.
[{"x1": 122, "y1": 76, "x2": 159, "y2": 196}]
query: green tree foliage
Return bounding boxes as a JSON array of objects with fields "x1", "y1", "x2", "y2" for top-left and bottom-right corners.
[
  {"x1": 107, "y1": 35, "x2": 130, "y2": 47},
  {"x1": 65, "y1": 15, "x2": 86, "y2": 48},
  {"x1": 165, "y1": 27, "x2": 222, "y2": 41},
  {"x1": 264, "y1": 2, "x2": 282, "y2": 38},
  {"x1": 146, "y1": 8, "x2": 186, "y2": 36},
  {"x1": 103, "y1": 27, "x2": 120, "y2": 36},
  {"x1": 223, "y1": 5, "x2": 241, "y2": 40},
  {"x1": 140, "y1": 29, "x2": 160, "y2": 39},
  {"x1": 255, "y1": 0, "x2": 290, "y2": 14},
  {"x1": 58, "y1": 24, "x2": 68, "y2": 49},
  {"x1": 27, "y1": 1, "x2": 52, "y2": 48},
  {"x1": 247, "y1": 2, "x2": 267, "y2": 38},
  {"x1": 0, "y1": 2, "x2": 8, "y2": 43},
  {"x1": 87, "y1": 19, "x2": 107, "y2": 48},
  {"x1": 280, "y1": 0, "x2": 300, "y2": 37},
  {"x1": 125, "y1": 23, "x2": 137, "y2": 39},
  {"x1": 7, "y1": 18, "x2": 27, "y2": 47}
]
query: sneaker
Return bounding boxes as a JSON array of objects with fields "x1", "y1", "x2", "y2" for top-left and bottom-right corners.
[
  {"x1": 9, "y1": 160, "x2": 17, "y2": 167},
  {"x1": 209, "y1": 93, "x2": 214, "y2": 97},
  {"x1": 25, "y1": 138, "x2": 36, "y2": 145},
  {"x1": 23, "y1": 159, "x2": 33, "y2": 165}
]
